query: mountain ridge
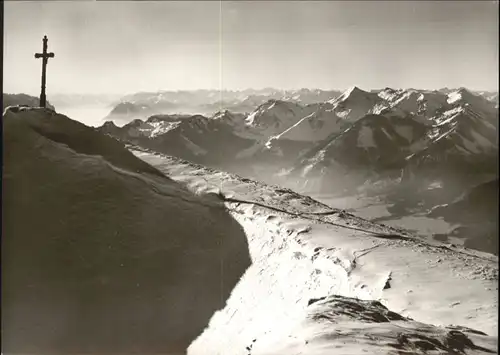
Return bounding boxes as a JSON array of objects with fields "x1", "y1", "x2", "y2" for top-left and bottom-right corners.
[{"x1": 97, "y1": 87, "x2": 498, "y2": 196}]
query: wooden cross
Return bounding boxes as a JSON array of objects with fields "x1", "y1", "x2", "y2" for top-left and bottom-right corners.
[{"x1": 34, "y1": 35, "x2": 55, "y2": 108}]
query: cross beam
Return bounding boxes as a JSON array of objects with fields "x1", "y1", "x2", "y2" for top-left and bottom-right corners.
[{"x1": 34, "y1": 35, "x2": 55, "y2": 108}]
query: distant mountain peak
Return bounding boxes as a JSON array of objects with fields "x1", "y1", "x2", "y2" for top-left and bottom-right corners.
[
  {"x1": 329, "y1": 86, "x2": 376, "y2": 105},
  {"x1": 213, "y1": 109, "x2": 232, "y2": 117},
  {"x1": 344, "y1": 85, "x2": 366, "y2": 96},
  {"x1": 447, "y1": 87, "x2": 479, "y2": 105},
  {"x1": 382, "y1": 87, "x2": 398, "y2": 93},
  {"x1": 267, "y1": 98, "x2": 291, "y2": 105},
  {"x1": 256, "y1": 98, "x2": 301, "y2": 112},
  {"x1": 212, "y1": 110, "x2": 236, "y2": 121},
  {"x1": 102, "y1": 120, "x2": 118, "y2": 128}
]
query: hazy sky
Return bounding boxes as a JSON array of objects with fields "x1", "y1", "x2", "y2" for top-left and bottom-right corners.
[{"x1": 4, "y1": 1, "x2": 499, "y2": 95}]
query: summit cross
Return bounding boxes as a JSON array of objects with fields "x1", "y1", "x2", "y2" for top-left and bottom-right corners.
[{"x1": 34, "y1": 35, "x2": 55, "y2": 108}]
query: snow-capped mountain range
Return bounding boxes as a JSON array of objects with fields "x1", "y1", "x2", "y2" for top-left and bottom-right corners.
[
  {"x1": 98, "y1": 86, "x2": 497, "y2": 184},
  {"x1": 96, "y1": 86, "x2": 498, "y2": 255},
  {"x1": 103, "y1": 88, "x2": 344, "y2": 123},
  {"x1": 294, "y1": 87, "x2": 497, "y2": 187},
  {"x1": 101, "y1": 87, "x2": 498, "y2": 124}
]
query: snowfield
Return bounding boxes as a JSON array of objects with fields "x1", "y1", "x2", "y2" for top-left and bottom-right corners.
[
  {"x1": 2, "y1": 106, "x2": 497, "y2": 355},
  {"x1": 133, "y1": 148, "x2": 498, "y2": 355}
]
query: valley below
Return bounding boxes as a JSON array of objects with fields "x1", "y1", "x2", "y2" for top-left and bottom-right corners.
[{"x1": 312, "y1": 192, "x2": 466, "y2": 246}]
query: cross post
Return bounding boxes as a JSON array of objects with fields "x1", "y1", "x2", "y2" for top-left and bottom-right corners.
[{"x1": 34, "y1": 35, "x2": 55, "y2": 108}]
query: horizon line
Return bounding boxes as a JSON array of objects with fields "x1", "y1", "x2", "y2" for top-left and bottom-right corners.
[{"x1": 5, "y1": 86, "x2": 499, "y2": 98}]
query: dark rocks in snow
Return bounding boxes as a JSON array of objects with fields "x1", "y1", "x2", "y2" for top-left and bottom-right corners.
[
  {"x1": 287, "y1": 295, "x2": 496, "y2": 354},
  {"x1": 308, "y1": 296, "x2": 327, "y2": 306},
  {"x1": 309, "y1": 296, "x2": 407, "y2": 324}
]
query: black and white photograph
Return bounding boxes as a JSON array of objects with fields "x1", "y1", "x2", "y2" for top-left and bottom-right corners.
[{"x1": 2, "y1": 1, "x2": 499, "y2": 354}]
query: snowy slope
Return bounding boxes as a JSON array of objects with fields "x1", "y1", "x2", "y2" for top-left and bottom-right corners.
[
  {"x1": 265, "y1": 87, "x2": 448, "y2": 151},
  {"x1": 447, "y1": 88, "x2": 499, "y2": 123},
  {"x1": 99, "y1": 99, "x2": 315, "y2": 173},
  {"x1": 242, "y1": 99, "x2": 311, "y2": 138},
  {"x1": 104, "y1": 98, "x2": 311, "y2": 144},
  {"x1": 374, "y1": 88, "x2": 451, "y2": 120},
  {"x1": 132, "y1": 148, "x2": 497, "y2": 355},
  {"x1": 285, "y1": 113, "x2": 429, "y2": 193},
  {"x1": 396, "y1": 88, "x2": 498, "y2": 183},
  {"x1": 281, "y1": 88, "x2": 342, "y2": 104},
  {"x1": 288, "y1": 87, "x2": 498, "y2": 194},
  {"x1": 211, "y1": 109, "x2": 247, "y2": 126},
  {"x1": 2, "y1": 106, "x2": 251, "y2": 354},
  {"x1": 253, "y1": 296, "x2": 497, "y2": 355},
  {"x1": 327, "y1": 86, "x2": 383, "y2": 122},
  {"x1": 402, "y1": 105, "x2": 498, "y2": 184},
  {"x1": 219, "y1": 100, "x2": 322, "y2": 168},
  {"x1": 484, "y1": 92, "x2": 498, "y2": 108},
  {"x1": 318, "y1": 114, "x2": 428, "y2": 167},
  {"x1": 267, "y1": 102, "x2": 344, "y2": 143},
  {"x1": 98, "y1": 111, "x2": 255, "y2": 167}
]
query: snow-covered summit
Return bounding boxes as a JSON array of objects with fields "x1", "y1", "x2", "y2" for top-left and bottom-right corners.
[
  {"x1": 264, "y1": 88, "x2": 385, "y2": 148},
  {"x1": 240, "y1": 99, "x2": 312, "y2": 141},
  {"x1": 377, "y1": 87, "x2": 400, "y2": 101},
  {"x1": 245, "y1": 99, "x2": 305, "y2": 125},
  {"x1": 293, "y1": 113, "x2": 428, "y2": 181},
  {"x1": 281, "y1": 88, "x2": 342, "y2": 104},
  {"x1": 329, "y1": 86, "x2": 378, "y2": 105},
  {"x1": 266, "y1": 87, "x2": 443, "y2": 150},
  {"x1": 326, "y1": 86, "x2": 383, "y2": 122},
  {"x1": 2, "y1": 106, "x2": 251, "y2": 354},
  {"x1": 267, "y1": 103, "x2": 342, "y2": 143},
  {"x1": 447, "y1": 88, "x2": 498, "y2": 119},
  {"x1": 146, "y1": 113, "x2": 195, "y2": 123},
  {"x1": 402, "y1": 105, "x2": 498, "y2": 185},
  {"x1": 211, "y1": 109, "x2": 246, "y2": 126},
  {"x1": 448, "y1": 88, "x2": 479, "y2": 105}
]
